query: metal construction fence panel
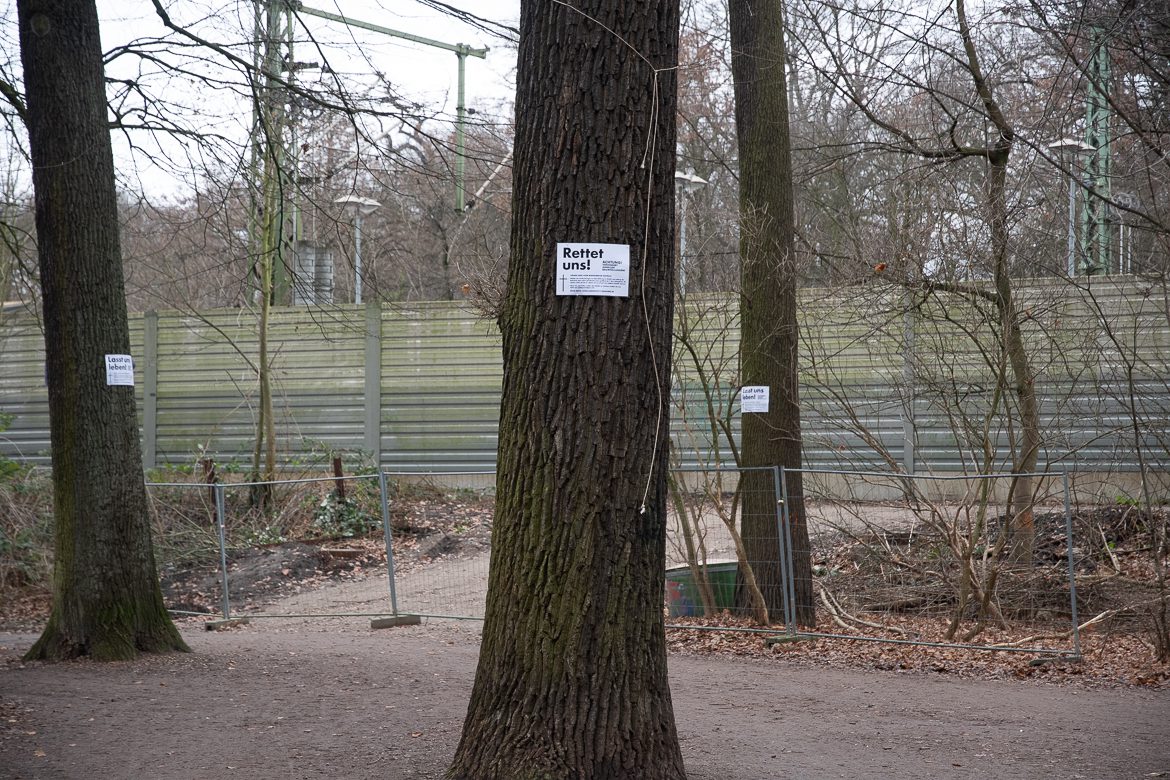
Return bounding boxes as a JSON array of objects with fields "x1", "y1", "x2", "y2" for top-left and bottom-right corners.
[
  {"x1": 146, "y1": 473, "x2": 399, "y2": 621},
  {"x1": 145, "y1": 467, "x2": 1081, "y2": 657},
  {"x1": 784, "y1": 468, "x2": 1081, "y2": 657},
  {"x1": 378, "y1": 472, "x2": 494, "y2": 620},
  {"x1": 665, "y1": 466, "x2": 795, "y2": 629}
]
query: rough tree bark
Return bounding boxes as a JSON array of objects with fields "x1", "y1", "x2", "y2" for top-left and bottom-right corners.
[
  {"x1": 18, "y1": 0, "x2": 188, "y2": 661},
  {"x1": 447, "y1": 1, "x2": 686, "y2": 777},
  {"x1": 729, "y1": 0, "x2": 815, "y2": 626}
]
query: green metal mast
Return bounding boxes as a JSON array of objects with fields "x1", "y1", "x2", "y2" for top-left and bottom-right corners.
[
  {"x1": 248, "y1": 0, "x2": 295, "y2": 305},
  {"x1": 291, "y1": 2, "x2": 488, "y2": 212},
  {"x1": 1079, "y1": 27, "x2": 1111, "y2": 276}
]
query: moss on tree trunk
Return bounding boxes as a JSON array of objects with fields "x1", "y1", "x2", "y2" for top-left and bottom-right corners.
[
  {"x1": 18, "y1": 0, "x2": 188, "y2": 661},
  {"x1": 447, "y1": 1, "x2": 686, "y2": 777},
  {"x1": 730, "y1": 0, "x2": 815, "y2": 627}
]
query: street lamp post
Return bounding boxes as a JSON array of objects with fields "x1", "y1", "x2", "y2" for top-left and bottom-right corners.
[
  {"x1": 1113, "y1": 191, "x2": 1137, "y2": 274},
  {"x1": 1046, "y1": 138, "x2": 1095, "y2": 277},
  {"x1": 334, "y1": 195, "x2": 381, "y2": 304},
  {"x1": 674, "y1": 171, "x2": 707, "y2": 298}
]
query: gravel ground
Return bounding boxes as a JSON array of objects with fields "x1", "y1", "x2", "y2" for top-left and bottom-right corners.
[{"x1": 1, "y1": 613, "x2": 1167, "y2": 780}]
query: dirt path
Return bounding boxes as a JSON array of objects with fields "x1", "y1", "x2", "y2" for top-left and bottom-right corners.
[
  {"x1": 1, "y1": 616, "x2": 1166, "y2": 780},
  {"x1": 249, "y1": 548, "x2": 490, "y2": 620}
]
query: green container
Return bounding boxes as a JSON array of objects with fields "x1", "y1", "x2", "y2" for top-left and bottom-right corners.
[{"x1": 665, "y1": 561, "x2": 738, "y2": 617}]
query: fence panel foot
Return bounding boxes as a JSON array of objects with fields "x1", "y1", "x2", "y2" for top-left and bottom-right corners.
[
  {"x1": 205, "y1": 618, "x2": 251, "y2": 631},
  {"x1": 371, "y1": 615, "x2": 422, "y2": 629}
]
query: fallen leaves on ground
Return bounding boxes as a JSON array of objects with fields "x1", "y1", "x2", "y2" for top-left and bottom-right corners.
[{"x1": 665, "y1": 611, "x2": 1168, "y2": 689}]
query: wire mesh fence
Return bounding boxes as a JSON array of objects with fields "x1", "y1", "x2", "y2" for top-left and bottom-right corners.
[
  {"x1": 665, "y1": 466, "x2": 795, "y2": 628},
  {"x1": 380, "y1": 472, "x2": 494, "y2": 620},
  {"x1": 789, "y1": 468, "x2": 1081, "y2": 656},
  {"x1": 146, "y1": 466, "x2": 1081, "y2": 657},
  {"x1": 147, "y1": 473, "x2": 397, "y2": 621}
]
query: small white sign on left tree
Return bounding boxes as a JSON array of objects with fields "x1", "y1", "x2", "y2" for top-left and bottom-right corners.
[{"x1": 105, "y1": 354, "x2": 134, "y2": 386}]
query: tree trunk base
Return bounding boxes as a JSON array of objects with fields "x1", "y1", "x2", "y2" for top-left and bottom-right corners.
[
  {"x1": 24, "y1": 608, "x2": 190, "y2": 663},
  {"x1": 448, "y1": 746, "x2": 688, "y2": 780}
]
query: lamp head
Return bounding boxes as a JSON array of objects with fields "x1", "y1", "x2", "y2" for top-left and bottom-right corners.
[{"x1": 334, "y1": 194, "x2": 381, "y2": 216}]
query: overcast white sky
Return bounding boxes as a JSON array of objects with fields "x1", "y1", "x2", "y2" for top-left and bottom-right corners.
[
  {"x1": 96, "y1": 0, "x2": 521, "y2": 104},
  {"x1": 1, "y1": 0, "x2": 521, "y2": 197}
]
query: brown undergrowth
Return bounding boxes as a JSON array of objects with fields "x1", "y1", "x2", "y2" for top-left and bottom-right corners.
[{"x1": 3, "y1": 468, "x2": 1165, "y2": 687}]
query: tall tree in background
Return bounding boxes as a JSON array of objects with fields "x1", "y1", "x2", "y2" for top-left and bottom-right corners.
[
  {"x1": 16, "y1": 0, "x2": 187, "y2": 661},
  {"x1": 447, "y1": 0, "x2": 687, "y2": 777},
  {"x1": 729, "y1": 0, "x2": 815, "y2": 625}
]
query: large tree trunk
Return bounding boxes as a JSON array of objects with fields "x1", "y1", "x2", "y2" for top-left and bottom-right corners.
[
  {"x1": 729, "y1": 0, "x2": 815, "y2": 626},
  {"x1": 448, "y1": 1, "x2": 686, "y2": 778},
  {"x1": 18, "y1": 0, "x2": 188, "y2": 661}
]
